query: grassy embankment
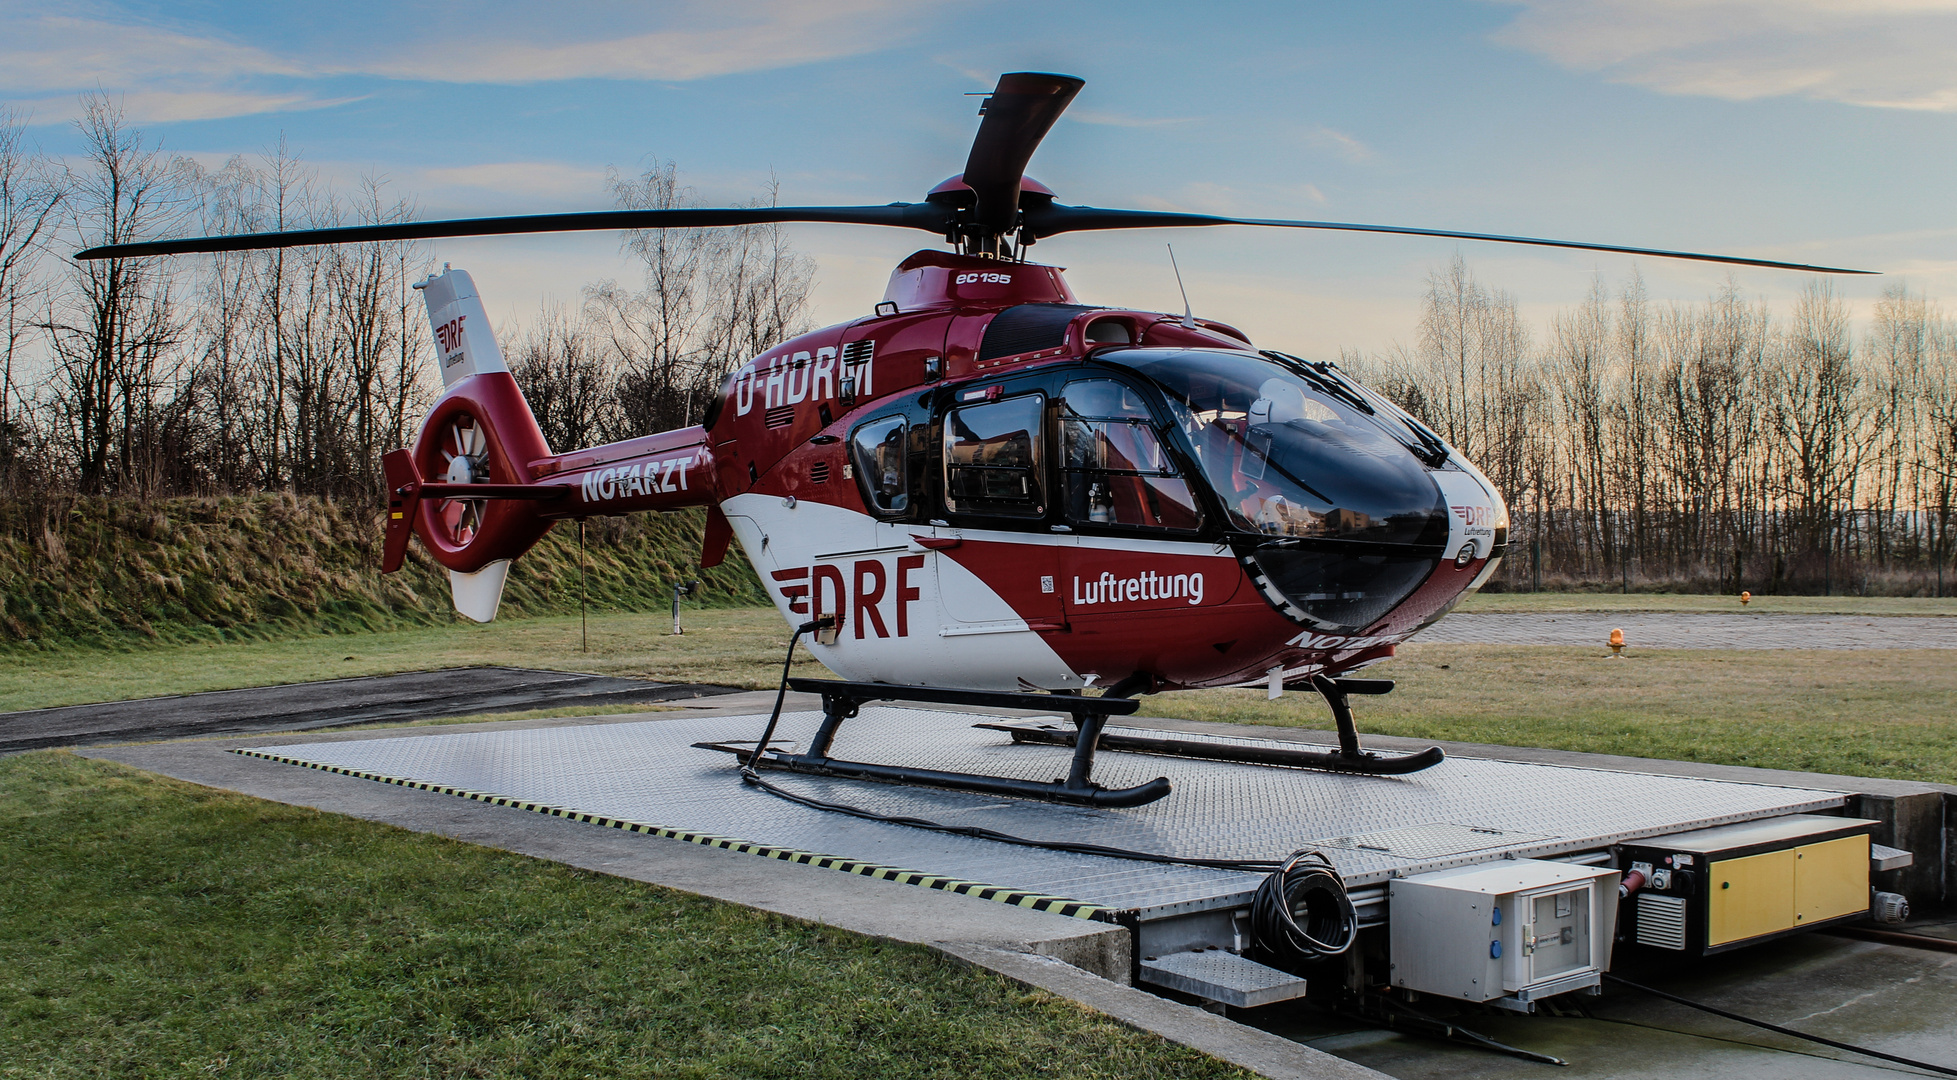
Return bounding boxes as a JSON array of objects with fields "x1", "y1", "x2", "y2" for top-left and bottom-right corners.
[
  {"x1": 0, "y1": 493, "x2": 765, "y2": 647},
  {"x1": 0, "y1": 751, "x2": 1249, "y2": 1080}
]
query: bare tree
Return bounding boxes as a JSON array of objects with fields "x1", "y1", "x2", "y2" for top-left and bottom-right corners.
[
  {"x1": 0, "y1": 104, "x2": 60, "y2": 491},
  {"x1": 1771, "y1": 279, "x2": 1869, "y2": 592},
  {"x1": 1550, "y1": 276, "x2": 1613, "y2": 573},
  {"x1": 585, "y1": 161, "x2": 815, "y2": 439},
  {"x1": 509, "y1": 303, "x2": 614, "y2": 452},
  {"x1": 330, "y1": 176, "x2": 429, "y2": 494},
  {"x1": 39, "y1": 94, "x2": 189, "y2": 495}
]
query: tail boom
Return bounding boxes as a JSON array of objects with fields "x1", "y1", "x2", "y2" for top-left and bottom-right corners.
[{"x1": 534, "y1": 427, "x2": 714, "y2": 518}]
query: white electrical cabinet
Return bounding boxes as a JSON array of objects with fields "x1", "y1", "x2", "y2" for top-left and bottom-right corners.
[{"x1": 1389, "y1": 859, "x2": 1620, "y2": 1011}]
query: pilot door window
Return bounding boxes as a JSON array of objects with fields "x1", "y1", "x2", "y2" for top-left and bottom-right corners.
[
  {"x1": 850, "y1": 415, "x2": 909, "y2": 515},
  {"x1": 944, "y1": 394, "x2": 1045, "y2": 517},
  {"x1": 1059, "y1": 380, "x2": 1203, "y2": 532}
]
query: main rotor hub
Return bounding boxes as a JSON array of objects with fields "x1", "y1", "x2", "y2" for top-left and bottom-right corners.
[
  {"x1": 925, "y1": 174, "x2": 1056, "y2": 208},
  {"x1": 926, "y1": 174, "x2": 1057, "y2": 258}
]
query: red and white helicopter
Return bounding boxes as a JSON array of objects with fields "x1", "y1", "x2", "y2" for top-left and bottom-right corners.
[{"x1": 84, "y1": 73, "x2": 1867, "y2": 806}]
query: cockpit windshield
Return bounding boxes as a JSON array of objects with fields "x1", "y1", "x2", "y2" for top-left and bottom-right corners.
[
  {"x1": 1118, "y1": 348, "x2": 1451, "y2": 633},
  {"x1": 1120, "y1": 350, "x2": 1448, "y2": 548}
]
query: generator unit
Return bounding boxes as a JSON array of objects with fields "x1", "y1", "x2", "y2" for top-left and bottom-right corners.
[
  {"x1": 1617, "y1": 814, "x2": 1877, "y2": 957},
  {"x1": 1389, "y1": 859, "x2": 1620, "y2": 1012}
]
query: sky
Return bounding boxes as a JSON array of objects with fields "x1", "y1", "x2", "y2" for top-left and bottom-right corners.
[{"x1": 4, "y1": 0, "x2": 1955, "y2": 358}]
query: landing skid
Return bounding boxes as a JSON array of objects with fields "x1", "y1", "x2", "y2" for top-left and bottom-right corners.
[
  {"x1": 984, "y1": 674, "x2": 1443, "y2": 777},
  {"x1": 695, "y1": 678, "x2": 1173, "y2": 808}
]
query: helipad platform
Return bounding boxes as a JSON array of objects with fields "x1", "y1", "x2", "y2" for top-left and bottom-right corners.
[{"x1": 240, "y1": 706, "x2": 1846, "y2": 935}]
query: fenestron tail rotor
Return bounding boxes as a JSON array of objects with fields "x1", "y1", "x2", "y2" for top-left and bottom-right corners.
[
  {"x1": 68, "y1": 72, "x2": 1877, "y2": 276},
  {"x1": 437, "y1": 417, "x2": 489, "y2": 547}
]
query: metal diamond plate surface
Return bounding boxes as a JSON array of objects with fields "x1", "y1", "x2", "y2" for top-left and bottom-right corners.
[
  {"x1": 1312, "y1": 823, "x2": 1556, "y2": 860},
  {"x1": 243, "y1": 707, "x2": 1844, "y2": 919}
]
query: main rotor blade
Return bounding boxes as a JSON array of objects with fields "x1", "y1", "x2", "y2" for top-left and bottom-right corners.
[
  {"x1": 74, "y1": 203, "x2": 955, "y2": 260},
  {"x1": 1023, "y1": 204, "x2": 1877, "y2": 275},
  {"x1": 963, "y1": 72, "x2": 1085, "y2": 238}
]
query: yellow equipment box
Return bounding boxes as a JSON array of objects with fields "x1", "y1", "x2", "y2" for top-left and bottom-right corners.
[{"x1": 1617, "y1": 815, "x2": 1875, "y2": 956}]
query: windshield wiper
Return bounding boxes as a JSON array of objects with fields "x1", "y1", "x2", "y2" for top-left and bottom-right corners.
[
  {"x1": 1394, "y1": 415, "x2": 1451, "y2": 468},
  {"x1": 1261, "y1": 351, "x2": 1450, "y2": 467},
  {"x1": 1259, "y1": 350, "x2": 1375, "y2": 416}
]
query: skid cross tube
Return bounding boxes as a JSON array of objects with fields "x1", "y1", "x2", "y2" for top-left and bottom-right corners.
[{"x1": 732, "y1": 679, "x2": 1171, "y2": 808}]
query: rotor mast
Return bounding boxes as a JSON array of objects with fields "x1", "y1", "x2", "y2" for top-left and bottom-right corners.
[{"x1": 951, "y1": 72, "x2": 1083, "y2": 259}]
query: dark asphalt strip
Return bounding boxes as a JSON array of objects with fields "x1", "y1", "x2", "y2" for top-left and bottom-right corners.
[{"x1": 0, "y1": 666, "x2": 739, "y2": 753}]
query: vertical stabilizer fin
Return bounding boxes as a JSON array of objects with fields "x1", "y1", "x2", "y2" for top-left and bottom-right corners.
[
  {"x1": 416, "y1": 268, "x2": 509, "y2": 389},
  {"x1": 702, "y1": 504, "x2": 734, "y2": 568},
  {"x1": 449, "y1": 559, "x2": 511, "y2": 622},
  {"x1": 380, "y1": 448, "x2": 420, "y2": 573}
]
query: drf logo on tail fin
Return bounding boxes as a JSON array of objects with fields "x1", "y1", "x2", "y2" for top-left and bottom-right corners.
[{"x1": 435, "y1": 315, "x2": 467, "y2": 361}]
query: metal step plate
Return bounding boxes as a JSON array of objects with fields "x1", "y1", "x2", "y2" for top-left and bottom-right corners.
[{"x1": 1140, "y1": 949, "x2": 1309, "y2": 1008}]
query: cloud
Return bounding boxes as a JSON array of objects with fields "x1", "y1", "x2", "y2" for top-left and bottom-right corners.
[
  {"x1": 15, "y1": 90, "x2": 362, "y2": 126},
  {"x1": 417, "y1": 161, "x2": 612, "y2": 201},
  {"x1": 1490, "y1": 0, "x2": 1957, "y2": 112},
  {"x1": 0, "y1": 14, "x2": 307, "y2": 90},
  {"x1": 1305, "y1": 126, "x2": 1374, "y2": 164},
  {"x1": 1067, "y1": 109, "x2": 1197, "y2": 128},
  {"x1": 1132, "y1": 181, "x2": 1330, "y2": 216},
  {"x1": 931, "y1": 57, "x2": 1003, "y2": 87},
  {"x1": 0, "y1": 1, "x2": 924, "y2": 124},
  {"x1": 0, "y1": 11, "x2": 348, "y2": 121},
  {"x1": 362, "y1": 0, "x2": 918, "y2": 84}
]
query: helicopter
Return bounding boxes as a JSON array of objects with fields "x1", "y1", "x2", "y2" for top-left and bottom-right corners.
[{"x1": 81, "y1": 72, "x2": 1870, "y2": 807}]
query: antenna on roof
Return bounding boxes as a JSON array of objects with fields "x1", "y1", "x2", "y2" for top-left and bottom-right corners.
[{"x1": 1167, "y1": 244, "x2": 1195, "y2": 329}]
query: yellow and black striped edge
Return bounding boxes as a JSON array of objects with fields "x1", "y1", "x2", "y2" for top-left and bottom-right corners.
[{"x1": 232, "y1": 748, "x2": 1114, "y2": 922}]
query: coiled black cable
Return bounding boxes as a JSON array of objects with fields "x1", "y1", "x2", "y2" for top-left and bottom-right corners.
[{"x1": 1249, "y1": 849, "x2": 1358, "y2": 966}]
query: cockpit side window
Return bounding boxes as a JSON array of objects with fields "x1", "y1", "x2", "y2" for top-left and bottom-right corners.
[
  {"x1": 1058, "y1": 379, "x2": 1203, "y2": 532},
  {"x1": 850, "y1": 415, "x2": 909, "y2": 515},
  {"x1": 944, "y1": 394, "x2": 1046, "y2": 517}
]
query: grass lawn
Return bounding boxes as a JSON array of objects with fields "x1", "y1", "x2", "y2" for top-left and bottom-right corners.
[
  {"x1": 1145, "y1": 644, "x2": 1957, "y2": 785},
  {"x1": 1457, "y1": 591, "x2": 1957, "y2": 616},
  {"x1": 0, "y1": 751, "x2": 1249, "y2": 1080},
  {"x1": 0, "y1": 608, "x2": 818, "y2": 713},
  {"x1": 6, "y1": 601, "x2": 1954, "y2": 785}
]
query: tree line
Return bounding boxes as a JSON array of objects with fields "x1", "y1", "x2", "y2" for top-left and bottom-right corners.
[
  {"x1": 0, "y1": 95, "x2": 814, "y2": 512},
  {"x1": 1347, "y1": 257, "x2": 1957, "y2": 595}
]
